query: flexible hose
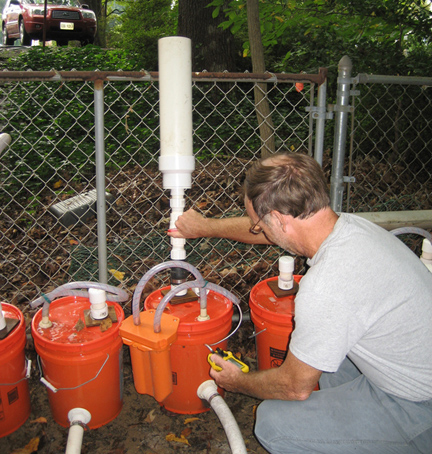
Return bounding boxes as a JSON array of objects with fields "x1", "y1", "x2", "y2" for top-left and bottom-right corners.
[
  {"x1": 65, "y1": 408, "x2": 91, "y2": 454},
  {"x1": 30, "y1": 282, "x2": 130, "y2": 309},
  {"x1": 197, "y1": 380, "x2": 247, "y2": 454},
  {"x1": 390, "y1": 227, "x2": 431, "y2": 244},
  {"x1": 132, "y1": 261, "x2": 205, "y2": 325},
  {"x1": 153, "y1": 279, "x2": 203, "y2": 332},
  {"x1": 152, "y1": 279, "x2": 243, "y2": 339}
]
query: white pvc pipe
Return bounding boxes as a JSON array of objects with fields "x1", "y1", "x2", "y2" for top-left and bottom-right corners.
[
  {"x1": 158, "y1": 36, "x2": 194, "y2": 189},
  {"x1": 197, "y1": 380, "x2": 247, "y2": 454},
  {"x1": 158, "y1": 37, "x2": 195, "y2": 264},
  {"x1": 65, "y1": 408, "x2": 91, "y2": 454}
]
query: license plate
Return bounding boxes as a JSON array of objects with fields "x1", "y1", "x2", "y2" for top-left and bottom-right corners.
[{"x1": 60, "y1": 22, "x2": 74, "y2": 30}]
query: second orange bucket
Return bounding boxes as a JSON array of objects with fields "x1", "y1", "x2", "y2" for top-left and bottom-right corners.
[
  {"x1": 145, "y1": 287, "x2": 233, "y2": 414},
  {"x1": 249, "y1": 275, "x2": 302, "y2": 370}
]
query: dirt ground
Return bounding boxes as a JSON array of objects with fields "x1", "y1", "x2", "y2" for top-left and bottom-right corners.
[{"x1": 0, "y1": 316, "x2": 268, "y2": 454}]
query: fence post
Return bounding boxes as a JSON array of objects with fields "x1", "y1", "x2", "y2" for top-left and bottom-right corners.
[
  {"x1": 94, "y1": 80, "x2": 108, "y2": 284},
  {"x1": 313, "y1": 79, "x2": 328, "y2": 166},
  {"x1": 330, "y1": 55, "x2": 352, "y2": 211}
]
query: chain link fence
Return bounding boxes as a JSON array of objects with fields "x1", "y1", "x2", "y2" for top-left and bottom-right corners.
[
  {"x1": 1, "y1": 65, "x2": 431, "y2": 312},
  {"x1": 0, "y1": 70, "x2": 324, "y2": 311},
  {"x1": 345, "y1": 75, "x2": 432, "y2": 213}
]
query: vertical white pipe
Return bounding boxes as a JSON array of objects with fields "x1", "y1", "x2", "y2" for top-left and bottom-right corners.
[
  {"x1": 158, "y1": 37, "x2": 195, "y2": 296},
  {"x1": 158, "y1": 36, "x2": 195, "y2": 191}
]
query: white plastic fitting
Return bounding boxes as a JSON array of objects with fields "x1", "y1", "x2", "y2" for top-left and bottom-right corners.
[
  {"x1": 197, "y1": 307, "x2": 210, "y2": 321},
  {"x1": 0, "y1": 133, "x2": 11, "y2": 153},
  {"x1": 65, "y1": 408, "x2": 92, "y2": 454},
  {"x1": 0, "y1": 302, "x2": 6, "y2": 331},
  {"x1": 38, "y1": 315, "x2": 53, "y2": 329},
  {"x1": 278, "y1": 256, "x2": 295, "y2": 290},
  {"x1": 88, "y1": 288, "x2": 108, "y2": 320},
  {"x1": 420, "y1": 238, "x2": 432, "y2": 265}
]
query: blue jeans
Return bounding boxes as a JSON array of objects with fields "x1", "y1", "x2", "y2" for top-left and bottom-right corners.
[{"x1": 255, "y1": 358, "x2": 432, "y2": 453}]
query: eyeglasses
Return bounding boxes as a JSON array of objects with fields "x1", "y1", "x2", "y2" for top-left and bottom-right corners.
[{"x1": 249, "y1": 218, "x2": 263, "y2": 235}]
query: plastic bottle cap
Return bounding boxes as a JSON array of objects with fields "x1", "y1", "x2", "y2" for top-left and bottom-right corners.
[
  {"x1": 89, "y1": 288, "x2": 108, "y2": 320},
  {"x1": 279, "y1": 256, "x2": 295, "y2": 272},
  {"x1": 88, "y1": 288, "x2": 106, "y2": 305}
]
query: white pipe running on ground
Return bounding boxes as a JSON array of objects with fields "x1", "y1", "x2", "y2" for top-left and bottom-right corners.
[
  {"x1": 65, "y1": 408, "x2": 91, "y2": 454},
  {"x1": 197, "y1": 380, "x2": 247, "y2": 454}
]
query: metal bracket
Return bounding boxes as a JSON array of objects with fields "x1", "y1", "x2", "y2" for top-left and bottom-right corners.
[
  {"x1": 343, "y1": 176, "x2": 356, "y2": 183},
  {"x1": 305, "y1": 106, "x2": 334, "y2": 120},
  {"x1": 333, "y1": 104, "x2": 354, "y2": 113}
]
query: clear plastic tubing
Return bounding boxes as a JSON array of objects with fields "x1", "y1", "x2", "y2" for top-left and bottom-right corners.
[
  {"x1": 132, "y1": 261, "x2": 205, "y2": 326},
  {"x1": 29, "y1": 282, "x2": 130, "y2": 320},
  {"x1": 152, "y1": 279, "x2": 242, "y2": 339},
  {"x1": 390, "y1": 227, "x2": 431, "y2": 244}
]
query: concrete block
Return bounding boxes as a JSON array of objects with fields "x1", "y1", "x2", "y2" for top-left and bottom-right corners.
[{"x1": 49, "y1": 189, "x2": 114, "y2": 227}]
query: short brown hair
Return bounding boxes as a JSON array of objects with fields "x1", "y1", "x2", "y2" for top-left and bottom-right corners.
[{"x1": 244, "y1": 152, "x2": 330, "y2": 219}]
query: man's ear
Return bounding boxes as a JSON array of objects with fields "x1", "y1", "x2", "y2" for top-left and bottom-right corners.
[{"x1": 271, "y1": 210, "x2": 287, "y2": 231}]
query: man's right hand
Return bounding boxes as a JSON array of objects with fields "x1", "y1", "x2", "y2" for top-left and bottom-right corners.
[{"x1": 167, "y1": 208, "x2": 207, "y2": 239}]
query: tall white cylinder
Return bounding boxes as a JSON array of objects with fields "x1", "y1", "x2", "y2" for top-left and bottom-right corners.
[{"x1": 158, "y1": 36, "x2": 195, "y2": 190}]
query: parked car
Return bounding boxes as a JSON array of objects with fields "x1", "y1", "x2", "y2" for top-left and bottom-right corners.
[{"x1": 2, "y1": 0, "x2": 97, "y2": 46}]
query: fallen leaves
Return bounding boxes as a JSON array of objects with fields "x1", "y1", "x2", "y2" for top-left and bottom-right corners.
[
  {"x1": 166, "y1": 431, "x2": 190, "y2": 446},
  {"x1": 144, "y1": 408, "x2": 157, "y2": 423},
  {"x1": 109, "y1": 269, "x2": 125, "y2": 282},
  {"x1": 184, "y1": 417, "x2": 200, "y2": 424},
  {"x1": 11, "y1": 437, "x2": 39, "y2": 454},
  {"x1": 30, "y1": 417, "x2": 47, "y2": 424}
]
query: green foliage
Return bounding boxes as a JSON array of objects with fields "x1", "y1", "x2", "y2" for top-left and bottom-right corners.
[
  {"x1": 3, "y1": 45, "x2": 142, "y2": 71},
  {"x1": 209, "y1": 0, "x2": 432, "y2": 77},
  {"x1": 111, "y1": 0, "x2": 177, "y2": 70},
  {"x1": 1, "y1": 47, "x2": 155, "y2": 202}
]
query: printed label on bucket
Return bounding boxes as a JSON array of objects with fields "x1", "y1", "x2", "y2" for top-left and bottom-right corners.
[{"x1": 269, "y1": 347, "x2": 286, "y2": 368}]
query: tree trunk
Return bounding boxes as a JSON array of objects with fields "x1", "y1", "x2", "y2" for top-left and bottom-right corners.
[
  {"x1": 86, "y1": 0, "x2": 105, "y2": 47},
  {"x1": 178, "y1": 0, "x2": 237, "y2": 72},
  {"x1": 247, "y1": 0, "x2": 275, "y2": 157}
]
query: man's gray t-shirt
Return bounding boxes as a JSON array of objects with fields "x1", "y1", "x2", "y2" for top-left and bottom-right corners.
[{"x1": 289, "y1": 213, "x2": 432, "y2": 401}]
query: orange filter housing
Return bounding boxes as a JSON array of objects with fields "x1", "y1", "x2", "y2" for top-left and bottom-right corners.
[
  {"x1": 145, "y1": 287, "x2": 233, "y2": 414},
  {"x1": 0, "y1": 303, "x2": 31, "y2": 438},
  {"x1": 249, "y1": 275, "x2": 302, "y2": 370},
  {"x1": 120, "y1": 310, "x2": 180, "y2": 402},
  {"x1": 31, "y1": 296, "x2": 125, "y2": 428}
]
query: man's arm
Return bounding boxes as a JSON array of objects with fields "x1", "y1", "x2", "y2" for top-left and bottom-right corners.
[
  {"x1": 168, "y1": 208, "x2": 272, "y2": 244},
  {"x1": 210, "y1": 350, "x2": 321, "y2": 401}
]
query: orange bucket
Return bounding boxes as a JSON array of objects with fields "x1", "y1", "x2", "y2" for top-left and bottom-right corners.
[
  {"x1": 249, "y1": 276, "x2": 302, "y2": 370},
  {"x1": 0, "y1": 303, "x2": 31, "y2": 438},
  {"x1": 145, "y1": 288, "x2": 233, "y2": 414},
  {"x1": 31, "y1": 296, "x2": 124, "y2": 428}
]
